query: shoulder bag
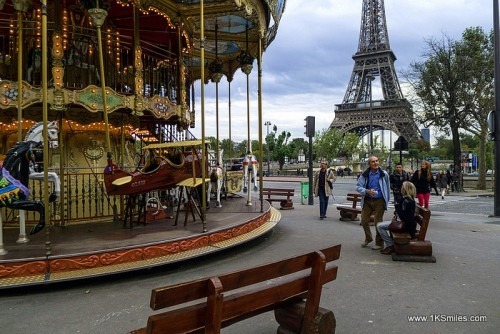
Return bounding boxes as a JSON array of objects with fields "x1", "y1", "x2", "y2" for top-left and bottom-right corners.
[{"x1": 388, "y1": 214, "x2": 405, "y2": 232}]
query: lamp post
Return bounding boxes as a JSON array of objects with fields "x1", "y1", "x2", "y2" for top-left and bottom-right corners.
[
  {"x1": 366, "y1": 72, "x2": 375, "y2": 155},
  {"x1": 494, "y1": 0, "x2": 500, "y2": 216},
  {"x1": 264, "y1": 121, "x2": 271, "y2": 176}
]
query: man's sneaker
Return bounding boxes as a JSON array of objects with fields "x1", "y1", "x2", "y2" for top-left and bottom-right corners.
[
  {"x1": 371, "y1": 245, "x2": 383, "y2": 250},
  {"x1": 361, "y1": 240, "x2": 373, "y2": 248}
]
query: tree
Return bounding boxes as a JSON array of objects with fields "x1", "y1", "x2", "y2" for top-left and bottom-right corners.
[
  {"x1": 290, "y1": 138, "x2": 308, "y2": 161},
  {"x1": 405, "y1": 31, "x2": 482, "y2": 190},
  {"x1": 266, "y1": 125, "x2": 294, "y2": 170},
  {"x1": 455, "y1": 27, "x2": 494, "y2": 189},
  {"x1": 220, "y1": 138, "x2": 236, "y2": 159},
  {"x1": 313, "y1": 128, "x2": 344, "y2": 163}
]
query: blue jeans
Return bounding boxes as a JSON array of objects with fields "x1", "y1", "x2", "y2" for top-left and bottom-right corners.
[
  {"x1": 376, "y1": 221, "x2": 394, "y2": 247},
  {"x1": 318, "y1": 187, "x2": 329, "y2": 217}
]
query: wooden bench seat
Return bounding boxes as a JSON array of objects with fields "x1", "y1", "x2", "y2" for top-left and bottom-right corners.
[
  {"x1": 392, "y1": 205, "x2": 436, "y2": 262},
  {"x1": 262, "y1": 187, "x2": 295, "y2": 210},
  {"x1": 129, "y1": 244, "x2": 342, "y2": 334},
  {"x1": 336, "y1": 192, "x2": 362, "y2": 220}
]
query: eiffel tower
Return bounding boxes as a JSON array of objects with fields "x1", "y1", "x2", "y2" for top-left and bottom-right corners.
[{"x1": 330, "y1": 0, "x2": 419, "y2": 146}]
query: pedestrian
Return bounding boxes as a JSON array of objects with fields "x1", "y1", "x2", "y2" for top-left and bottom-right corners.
[
  {"x1": 446, "y1": 170, "x2": 453, "y2": 192},
  {"x1": 376, "y1": 181, "x2": 417, "y2": 255},
  {"x1": 410, "y1": 160, "x2": 437, "y2": 209},
  {"x1": 314, "y1": 160, "x2": 336, "y2": 219},
  {"x1": 438, "y1": 170, "x2": 448, "y2": 199},
  {"x1": 390, "y1": 162, "x2": 410, "y2": 204},
  {"x1": 356, "y1": 155, "x2": 391, "y2": 250}
]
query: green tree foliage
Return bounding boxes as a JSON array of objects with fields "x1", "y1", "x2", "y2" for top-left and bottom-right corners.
[
  {"x1": 290, "y1": 138, "x2": 308, "y2": 161},
  {"x1": 406, "y1": 34, "x2": 466, "y2": 175},
  {"x1": 266, "y1": 125, "x2": 295, "y2": 170},
  {"x1": 456, "y1": 27, "x2": 494, "y2": 189},
  {"x1": 313, "y1": 128, "x2": 360, "y2": 165},
  {"x1": 220, "y1": 138, "x2": 236, "y2": 159},
  {"x1": 405, "y1": 28, "x2": 494, "y2": 189}
]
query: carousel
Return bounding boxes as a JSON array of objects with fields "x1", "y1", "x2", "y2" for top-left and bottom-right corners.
[{"x1": 0, "y1": 0, "x2": 286, "y2": 288}]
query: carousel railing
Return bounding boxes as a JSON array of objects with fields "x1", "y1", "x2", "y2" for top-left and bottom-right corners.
[
  {"x1": 0, "y1": 21, "x2": 179, "y2": 98},
  {"x1": 1, "y1": 167, "x2": 124, "y2": 227}
]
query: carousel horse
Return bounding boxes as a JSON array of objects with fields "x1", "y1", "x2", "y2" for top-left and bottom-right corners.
[
  {"x1": 0, "y1": 141, "x2": 53, "y2": 235},
  {"x1": 210, "y1": 149, "x2": 224, "y2": 208},
  {"x1": 0, "y1": 121, "x2": 60, "y2": 242},
  {"x1": 25, "y1": 121, "x2": 61, "y2": 201},
  {"x1": 243, "y1": 152, "x2": 258, "y2": 193}
]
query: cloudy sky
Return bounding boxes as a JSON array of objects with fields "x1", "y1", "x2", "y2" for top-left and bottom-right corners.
[{"x1": 192, "y1": 0, "x2": 493, "y2": 145}]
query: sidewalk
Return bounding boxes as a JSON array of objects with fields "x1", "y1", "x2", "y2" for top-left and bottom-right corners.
[{"x1": 1, "y1": 179, "x2": 498, "y2": 334}]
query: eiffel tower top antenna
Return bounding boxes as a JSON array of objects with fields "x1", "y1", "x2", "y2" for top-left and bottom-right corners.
[{"x1": 358, "y1": 0, "x2": 390, "y2": 54}]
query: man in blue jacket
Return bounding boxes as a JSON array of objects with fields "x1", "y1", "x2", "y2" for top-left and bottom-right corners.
[{"x1": 356, "y1": 156, "x2": 391, "y2": 250}]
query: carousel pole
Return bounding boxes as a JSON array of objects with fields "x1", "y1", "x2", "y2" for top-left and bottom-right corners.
[
  {"x1": 200, "y1": 0, "x2": 207, "y2": 232},
  {"x1": 40, "y1": 0, "x2": 51, "y2": 258},
  {"x1": 228, "y1": 77, "x2": 232, "y2": 160},
  {"x1": 257, "y1": 37, "x2": 263, "y2": 212},
  {"x1": 88, "y1": 3, "x2": 111, "y2": 155},
  {"x1": 241, "y1": 24, "x2": 254, "y2": 206},
  {"x1": 15, "y1": 1, "x2": 30, "y2": 244}
]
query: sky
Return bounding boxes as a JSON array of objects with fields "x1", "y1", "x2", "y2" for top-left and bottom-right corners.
[{"x1": 192, "y1": 0, "x2": 493, "y2": 146}]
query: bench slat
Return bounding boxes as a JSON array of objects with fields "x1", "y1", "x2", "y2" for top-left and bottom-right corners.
[
  {"x1": 150, "y1": 245, "x2": 341, "y2": 310},
  {"x1": 146, "y1": 265, "x2": 339, "y2": 334}
]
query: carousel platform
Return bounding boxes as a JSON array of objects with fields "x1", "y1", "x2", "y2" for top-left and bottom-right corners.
[{"x1": 0, "y1": 197, "x2": 280, "y2": 289}]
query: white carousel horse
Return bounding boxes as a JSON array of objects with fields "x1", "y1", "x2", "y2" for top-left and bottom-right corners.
[
  {"x1": 210, "y1": 149, "x2": 224, "y2": 208},
  {"x1": 25, "y1": 121, "x2": 61, "y2": 200},
  {"x1": 243, "y1": 152, "x2": 258, "y2": 193}
]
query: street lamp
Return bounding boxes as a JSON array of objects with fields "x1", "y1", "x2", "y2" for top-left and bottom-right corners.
[
  {"x1": 366, "y1": 72, "x2": 375, "y2": 155},
  {"x1": 264, "y1": 121, "x2": 271, "y2": 176}
]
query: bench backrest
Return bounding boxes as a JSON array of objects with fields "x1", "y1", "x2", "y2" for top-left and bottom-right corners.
[
  {"x1": 346, "y1": 193, "x2": 361, "y2": 208},
  {"x1": 415, "y1": 205, "x2": 431, "y2": 241},
  {"x1": 145, "y1": 244, "x2": 341, "y2": 334},
  {"x1": 262, "y1": 188, "x2": 295, "y2": 198}
]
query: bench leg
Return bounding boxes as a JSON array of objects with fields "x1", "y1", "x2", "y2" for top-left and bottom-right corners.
[
  {"x1": 275, "y1": 301, "x2": 336, "y2": 334},
  {"x1": 339, "y1": 211, "x2": 358, "y2": 221}
]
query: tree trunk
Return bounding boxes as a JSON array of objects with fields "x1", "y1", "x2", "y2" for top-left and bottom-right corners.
[
  {"x1": 451, "y1": 126, "x2": 462, "y2": 192},
  {"x1": 477, "y1": 127, "x2": 487, "y2": 190}
]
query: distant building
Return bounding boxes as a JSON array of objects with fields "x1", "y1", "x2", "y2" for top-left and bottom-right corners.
[{"x1": 421, "y1": 128, "x2": 430, "y2": 143}]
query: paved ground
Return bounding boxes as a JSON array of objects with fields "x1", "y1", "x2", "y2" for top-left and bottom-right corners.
[{"x1": 1, "y1": 177, "x2": 499, "y2": 334}]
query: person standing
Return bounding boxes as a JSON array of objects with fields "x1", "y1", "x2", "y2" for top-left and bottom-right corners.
[
  {"x1": 438, "y1": 170, "x2": 448, "y2": 199},
  {"x1": 390, "y1": 163, "x2": 410, "y2": 204},
  {"x1": 356, "y1": 156, "x2": 391, "y2": 250},
  {"x1": 377, "y1": 181, "x2": 417, "y2": 255},
  {"x1": 314, "y1": 160, "x2": 336, "y2": 219},
  {"x1": 411, "y1": 160, "x2": 437, "y2": 209}
]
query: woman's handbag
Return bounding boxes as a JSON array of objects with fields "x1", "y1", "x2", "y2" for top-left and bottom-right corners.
[{"x1": 388, "y1": 214, "x2": 405, "y2": 232}]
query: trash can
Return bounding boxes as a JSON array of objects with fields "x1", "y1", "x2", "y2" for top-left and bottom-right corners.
[{"x1": 301, "y1": 181, "x2": 309, "y2": 205}]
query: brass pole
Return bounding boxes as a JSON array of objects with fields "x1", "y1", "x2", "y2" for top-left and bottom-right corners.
[
  {"x1": 88, "y1": 5, "x2": 111, "y2": 155},
  {"x1": 200, "y1": 0, "x2": 207, "y2": 232},
  {"x1": 257, "y1": 38, "x2": 263, "y2": 212},
  {"x1": 17, "y1": 10, "x2": 23, "y2": 142},
  {"x1": 41, "y1": 0, "x2": 51, "y2": 257}
]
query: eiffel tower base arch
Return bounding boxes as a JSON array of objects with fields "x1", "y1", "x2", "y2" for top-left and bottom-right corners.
[{"x1": 330, "y1": 100, "x2": 420, "y2": 144}]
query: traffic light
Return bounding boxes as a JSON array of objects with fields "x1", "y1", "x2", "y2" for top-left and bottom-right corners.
[
  {"x1": 487, "y1": 110, "x2": 495, "y2": 141},
  {"x1": 304, "y1": 116, "x2": 315, "y2": 137}
]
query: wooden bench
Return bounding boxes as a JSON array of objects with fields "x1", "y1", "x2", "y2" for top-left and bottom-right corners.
[
  {"x1": 129, "y1": 244, "x2": 342, "y2": 334},
  {"x1": 336, "y1": 192, "x2": 362, "y2": 220},
  {"x1": 262, "y1": 187, "x2": 295, "y2": 210},
  {"x1": 392, "y1": 205, "x2": 436, "y2": 263}
]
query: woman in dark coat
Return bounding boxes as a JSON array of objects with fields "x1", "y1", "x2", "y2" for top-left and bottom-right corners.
[
  {"x1": 411, "y1": 161, "x2": 437, "y2": 209},
  {"x1": 376, "y1": 181, "x2": 417, "y2": 254}
]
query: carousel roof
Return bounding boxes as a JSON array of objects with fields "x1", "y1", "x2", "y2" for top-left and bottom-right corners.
[{"x1": 0, "y1": 0, "x2": 286, "y2": 82}]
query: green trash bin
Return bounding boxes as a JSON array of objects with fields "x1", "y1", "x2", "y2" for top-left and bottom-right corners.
[{"x1": 301, "y1": 181, "x2": 309, "y2": 205}]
